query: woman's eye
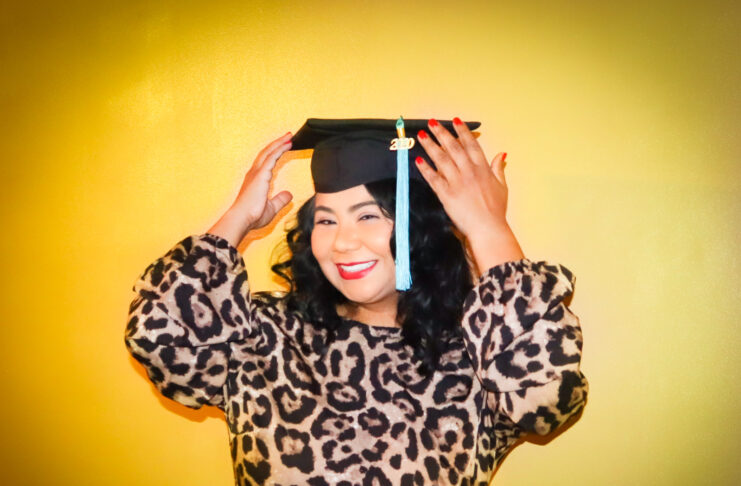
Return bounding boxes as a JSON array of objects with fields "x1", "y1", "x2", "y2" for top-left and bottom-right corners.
[
  {"x1": 315, "y1": 219, "x2": 335, "y2": 225},
  {"x1": 359, "y1": 214, "x2": 379, "y2": 221}
]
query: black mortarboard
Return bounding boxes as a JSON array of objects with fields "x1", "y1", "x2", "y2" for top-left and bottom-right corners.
[
  {"x1": 290, "y1": 117, "x2": 481, "y2": 291},
  {"x1": 291, "y1": 118, "x2": 481, "y2": 193}
]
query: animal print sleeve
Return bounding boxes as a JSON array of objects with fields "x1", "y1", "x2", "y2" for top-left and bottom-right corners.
[
  {"x1": 125, "y1": 233, "x2": 254, "y2": 410},
  {"x1": 460, "y1": 258, "x2": 588, "y2": 436}
]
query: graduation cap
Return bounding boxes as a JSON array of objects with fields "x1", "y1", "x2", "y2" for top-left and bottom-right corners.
[{"x1": 291, "y1": 117, "x2": 481, "y2": 291}]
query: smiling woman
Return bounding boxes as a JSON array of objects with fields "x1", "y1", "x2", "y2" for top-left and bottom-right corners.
[
  {"x1": 311, "y1": 186, "x2": 398, "y2": 326},
  {"x1": 125, "y1": 117, "x2": 589, "y2": 485}
]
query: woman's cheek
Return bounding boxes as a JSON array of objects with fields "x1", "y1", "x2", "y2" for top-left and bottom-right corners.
[
  {"x1": 310, "y1": 230, "x2": 326, "y2": 260},
  {"x1": 367, "y1": 223, "x2": 394, "y2": 256},
  {"x1": 311, "y1": 230, "x2": 335, "y2": 278}
]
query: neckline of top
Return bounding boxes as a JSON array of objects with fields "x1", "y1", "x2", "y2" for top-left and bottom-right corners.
[{"x1": 340, "y1": 317, "x2": 403, "y2": 333}]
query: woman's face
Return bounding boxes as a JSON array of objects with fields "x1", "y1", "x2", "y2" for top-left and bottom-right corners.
[{"x1": 311, "y1": 184, "x2": 398, "y2": 310}]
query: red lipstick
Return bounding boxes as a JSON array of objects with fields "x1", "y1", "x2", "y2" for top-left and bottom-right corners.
[{"x1": 336, "y1": 261, "x2": 377, "y2": 280}]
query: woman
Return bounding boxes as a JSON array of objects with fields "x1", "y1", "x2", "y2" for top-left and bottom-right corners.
[{"x1": 125, "y1": 118, "x2": 588, "y2": 485}]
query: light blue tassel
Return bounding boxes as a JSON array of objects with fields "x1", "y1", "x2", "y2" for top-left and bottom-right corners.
[{"x1": 395, "y1": 116, "x2": 412, "y2": 291}]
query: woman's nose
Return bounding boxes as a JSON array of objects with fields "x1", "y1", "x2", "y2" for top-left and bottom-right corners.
[{"x1": 333, "y1": 224, "x2": 360, "y2": 252}]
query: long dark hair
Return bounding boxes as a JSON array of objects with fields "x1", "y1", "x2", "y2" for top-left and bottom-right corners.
[{"x1": 270, "y1": 178, "x2": 474, "y2": 374}]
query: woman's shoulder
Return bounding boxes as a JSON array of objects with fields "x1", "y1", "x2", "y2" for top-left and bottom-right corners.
[
  {"x1": 251, "y1": 289, "x2": 289, "y2": 306},
  {"x1": 251, "y1": 290, "x2": 295, "y2": 322}
]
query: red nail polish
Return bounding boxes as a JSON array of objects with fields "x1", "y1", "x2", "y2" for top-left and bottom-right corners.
[
  {"x1": 415, "y1": 156, "x2": 424, "y2": 164},
  {"x1": 417, "y1": 130, "x2": 428, "y2": 139},
  {"x1": 502, "y1": 152, "x2": 507, "y2": 161},
  {"x1": 428, "y1": 118, "x2": 439, "y2": 127},
  {"x1": 453, "y1": 117, "x2": 463, "y2": 126}
]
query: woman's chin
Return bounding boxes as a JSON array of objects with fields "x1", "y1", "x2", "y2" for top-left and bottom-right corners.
[
  {"x1": 324, "y1": 269, "x2": 398, "y2": 310},
  {"x1": 336, "y1": 284, "x2": 394, "y2": 309},
  {"x1": 339, "y1": 290, "x2": 377, "y2": 306}
]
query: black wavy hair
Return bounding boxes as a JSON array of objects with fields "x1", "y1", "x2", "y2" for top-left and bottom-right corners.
[{"x1": 271, "y1": 178, "x2": 474, "y2": 375}]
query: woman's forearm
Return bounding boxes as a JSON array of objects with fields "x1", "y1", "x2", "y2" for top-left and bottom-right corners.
[
  {"x1": 466, "y1": 221, "x2": 525, "y2": 276},
  {"x1": 207, "y1": 206, "x2": 251, "y2": 249}
]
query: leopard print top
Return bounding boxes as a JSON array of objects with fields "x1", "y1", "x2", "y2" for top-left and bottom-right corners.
[{"x1": 125, "y1": 233, "x2": 588, "y2": 486}]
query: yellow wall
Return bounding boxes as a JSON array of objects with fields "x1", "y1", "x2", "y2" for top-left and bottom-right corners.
[{"x1": 2, "y1": 1, "x2": 739, "y2": 484}]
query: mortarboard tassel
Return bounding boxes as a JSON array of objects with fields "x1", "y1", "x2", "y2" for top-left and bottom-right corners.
[{"x1": 394, "y1": 116, "x2": 412, "y2": 291}]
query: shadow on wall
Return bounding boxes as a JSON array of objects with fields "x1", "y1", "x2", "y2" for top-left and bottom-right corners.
[
  {"x1": 493, "y1": 406, "x2": 587, "y2": 477},
  {"x1": 127, "y1": 353, "x2": 226, "y2": 423}
]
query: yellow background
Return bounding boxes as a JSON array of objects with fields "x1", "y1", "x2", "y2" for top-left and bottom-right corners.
[{"x1": 2, "y1": 1, "x2": 739, "y2": 484}]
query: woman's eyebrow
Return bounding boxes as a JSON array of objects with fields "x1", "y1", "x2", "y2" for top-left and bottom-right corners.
[{"x1": 315, "y1": 201, "x2": 379, "y2": 214}]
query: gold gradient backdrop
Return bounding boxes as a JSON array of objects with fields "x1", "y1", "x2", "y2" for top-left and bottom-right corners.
[{"x1": 2, "y1": 1, "x2": 739, "y2": 484}]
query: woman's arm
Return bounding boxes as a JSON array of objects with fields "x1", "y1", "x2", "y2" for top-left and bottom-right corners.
[
  {"x1": 125, "y1": 131, "x2": 295, "y2": 409},
  {"x1": 415, "y1": 118, "x2": 587, "y2": 434},
  {"x1": 125, "y1": 233, "x2": 251, "y2": 410},
  {"x1": 461, "y1": 259, "x2": 588, "y2": 435}
]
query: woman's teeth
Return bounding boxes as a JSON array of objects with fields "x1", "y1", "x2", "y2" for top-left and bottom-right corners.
[{"x1": 339, "y1": 261, "x2": 375, "y2": 272}]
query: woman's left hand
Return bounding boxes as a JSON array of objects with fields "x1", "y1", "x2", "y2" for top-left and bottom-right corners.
[
  {"x1": 415, "y1": 117, "x2": 525, "y2": 271},
  {"x1": 415, "y1": 118, "x2": 509, "y2": 239}
]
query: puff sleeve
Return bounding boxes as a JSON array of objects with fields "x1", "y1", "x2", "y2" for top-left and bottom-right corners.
[
  {"x1": 124, "y1": 233, "x2": 254, "y2": 410},
  {"x1": 461, "y1": 258, "x2": 589, "y2": 435}
]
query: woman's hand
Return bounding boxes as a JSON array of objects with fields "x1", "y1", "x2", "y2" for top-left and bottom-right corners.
[
  {"x1": 208, "y1": 132, "x2": 293, "y2": 248},
  {"x1": 415, "y1": 118, "x2": 525, "y2": 273}
]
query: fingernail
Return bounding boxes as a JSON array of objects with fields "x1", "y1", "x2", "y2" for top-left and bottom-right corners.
[
  {"x1": 428, "y1": 118, "x2": 439, "y2": 128},
  {"x1": 417, "y1": 130, "x2": 428, "y2": 140},
  {"x1": 453, "y1": 117, "x2": 463, "y2": 126},
  {"x1": 415, "y1": 156, "x2": 424, "y2": 164},
  {"x1": 502, "y1": 152, "x2": 507, "y2": 161}
]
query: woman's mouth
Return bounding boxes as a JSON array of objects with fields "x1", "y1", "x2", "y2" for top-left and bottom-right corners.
[{"x1": 336, "y1": 260, "x2": 377, "y2": 280}]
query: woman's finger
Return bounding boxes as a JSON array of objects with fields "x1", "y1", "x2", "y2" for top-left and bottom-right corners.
[
  {"x1": 261, "y1": 139, "x2": 292, "y2": 175},
  {"x1": 414, "y1": 155, "x2": 447, "y2": 195},
  {"x1": 268, "y1": 190, "x2": 293, "y2": 214},
  {"x1": 255, "y1": 131, "x2": 293, "y2": 169},
  {"x1": 416, "y1": 129, "x2": 461, "y2": 185},
  {"x1": 426, "y1": 118, "x2": 474, "y2": 172},
  {"x1": 490, "y1": 152, "x2": 508, "y2": 186},
  {"x1": 451, "y1": 117, "x2": 488, "y2": 167}
]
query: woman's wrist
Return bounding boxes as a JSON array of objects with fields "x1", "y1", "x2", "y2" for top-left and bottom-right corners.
[
  {"x1": 466, "y1": 221, "x2": 525, "y2": 276},
  {"x1": 207, "y1": 207, "x2": 252, "y2": 248}
]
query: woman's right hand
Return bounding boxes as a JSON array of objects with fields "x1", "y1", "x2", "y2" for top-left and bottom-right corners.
[{"x1": 207, "y1": 132, "x2": 294, "y2": 247}]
